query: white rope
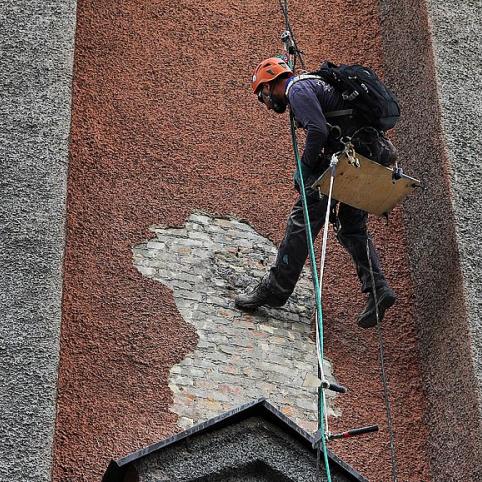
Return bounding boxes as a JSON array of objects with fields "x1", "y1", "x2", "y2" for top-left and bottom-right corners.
[
  {"x1": 319, "y1": 153, "x2": 339, "y2": 292},
  {"x1": 315, "y1": 328, "x2": 329, "y2": 435},
  {"x1": 314, "y1": 152, "x2": 339, "y2": 437}
]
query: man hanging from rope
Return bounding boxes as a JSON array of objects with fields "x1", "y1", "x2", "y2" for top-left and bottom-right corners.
[{"x1": 235, "y1": 57, "x2": 397, "y2": 328}]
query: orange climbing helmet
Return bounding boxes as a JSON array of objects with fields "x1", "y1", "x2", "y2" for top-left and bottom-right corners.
[{"x1": 251, "y1": 57, "x2": 293, "y2": 94}]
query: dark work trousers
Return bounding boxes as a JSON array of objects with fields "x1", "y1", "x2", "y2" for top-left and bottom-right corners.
[{"x1": 268, "y1": 187, "x2": 387, "y2": 300}]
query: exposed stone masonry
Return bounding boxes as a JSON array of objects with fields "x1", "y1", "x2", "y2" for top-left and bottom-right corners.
[{"x1": 133, "y1": 212, "x2": 339, "y2": 433}]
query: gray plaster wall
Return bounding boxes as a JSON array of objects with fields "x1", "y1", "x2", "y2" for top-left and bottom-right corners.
[
  {"x1": 135, "y1": 417, "x2": 356, "y2": 482},
  {"x1": 427, "y1": 0, "x2": 482, "y2": 405},
  {"x1": 379, "y1": 0, "x2": 482, "y2": 478},
  {"x1": 0, "y1": 1, "x2": 77, "y2": 481}
]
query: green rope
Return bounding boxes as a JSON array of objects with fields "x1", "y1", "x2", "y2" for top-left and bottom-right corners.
[
  {"x1": 279, "y1": 1, "x2": 331, "y2": 477},
  {"x1": 288, "y1": 110, "x2": 332, "y2": 482}
]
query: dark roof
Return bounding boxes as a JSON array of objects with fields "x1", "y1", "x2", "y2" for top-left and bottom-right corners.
[{"x1": 103, "y1": 398, "x2": 367, "y2": 482}]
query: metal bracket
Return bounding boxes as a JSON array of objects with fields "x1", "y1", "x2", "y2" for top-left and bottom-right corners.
[
  {"x1": 321, "y1": 380, "x2": 347, "y2": 394},
  {"x1": 345, "y1": 145, "x2": 360, "y2": 168},
  {"x1": 328, "y1": 425, "x2": 379, "y2": 441},
  {"x1": 281, "y1": 30, "x2": 295, "y2": 54}
]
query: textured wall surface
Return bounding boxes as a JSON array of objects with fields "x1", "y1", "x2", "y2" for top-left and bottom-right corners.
[
  {"x1": 0, "y1": 1, "x2": 76, "y2": 481},
  {"x1": 133, "y1": 213, "x2": 339, "y2": 432},
  {"x1": 136, "y1": 417, "x2": 354, "y2": 482},
  {"x1": 54, "y1": 1, "x2": 429, "y2": 480},
  {"x1": 6, "y1": 1, "x2": 481, "y2": 480},
  {"x1": 428, "y1": 0, "x2": 482, "y2": 409},
  {"x1": 380, "y1": 0, "x2": 482, "y2": 478}
]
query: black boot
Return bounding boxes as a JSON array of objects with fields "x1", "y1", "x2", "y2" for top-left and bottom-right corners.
[
  {"x1": 235, "y1": 275, "x2": 288, "y2": 311},
  {"x1": 357, "y1": 286, "x2": 396, "y2": 328}
]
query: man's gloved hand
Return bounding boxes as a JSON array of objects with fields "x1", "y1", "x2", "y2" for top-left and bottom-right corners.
[{"x1": 293, "y1": 162, "x2": 317, "y2": 193}]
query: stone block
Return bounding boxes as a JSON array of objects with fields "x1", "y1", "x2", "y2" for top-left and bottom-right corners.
[{"x1": 303, "y1": 373, "x2": 321, "y2": 388}]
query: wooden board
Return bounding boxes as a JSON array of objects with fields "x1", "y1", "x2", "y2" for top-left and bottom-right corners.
[{"x1": 311, "y1": 151, "x2": 421, "y2": 216}]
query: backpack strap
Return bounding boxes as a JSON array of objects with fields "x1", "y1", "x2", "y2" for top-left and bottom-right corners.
[
  {"x1": 286, "y1": 76, "x2": 355, "y2": 120},
  {"x1": 325, "y1": 109, "x2": 354, "y2": 118},
  {"x1": 285, "y1": 74, "x2": 324, "y2": 96}
]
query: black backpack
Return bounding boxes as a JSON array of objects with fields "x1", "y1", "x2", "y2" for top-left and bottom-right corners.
[{"x1": 313, "y1": 61, "x2": 401, "y2": 131}]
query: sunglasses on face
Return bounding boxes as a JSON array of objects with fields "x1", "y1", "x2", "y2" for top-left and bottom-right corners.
[{"x1": 257, "y1": 87, "x2": 270, "y2": 104}]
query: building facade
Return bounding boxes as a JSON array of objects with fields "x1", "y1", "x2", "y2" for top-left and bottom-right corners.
[{"x1": 1, "y1": 1, "x2": 480, "y2": 481}]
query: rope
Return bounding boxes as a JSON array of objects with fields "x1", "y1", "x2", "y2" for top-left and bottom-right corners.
[
  {"x1": 278, "y1": 2, "x2": 331, "y2": 480},
  {"x1": 278, "y1": 5, "x2": 400, "y2": 481},
  {"x1": 289, "y1": 108, "x2": 332, "y2": 482},
  {"x1": 318, "y1": 155, "x2": 338, "y2": 293},
  {"x1": 315, "y1": 154, "x2": 339, "y2": 438},
  {"x1": 279, "y1": 0, "x2": 306, "y2": 70},
  {"x1": 366, "y1": 238, "x2": 399, "y2": 482}
]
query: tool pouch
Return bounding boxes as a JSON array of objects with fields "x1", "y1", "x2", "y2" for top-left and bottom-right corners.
[{"x1": 351, "y1": 128, "x2": 398, "y2": 166}]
